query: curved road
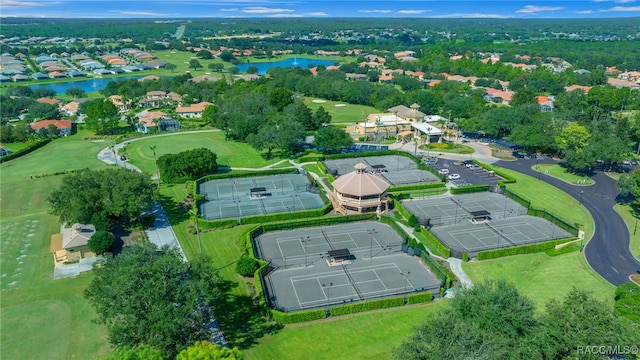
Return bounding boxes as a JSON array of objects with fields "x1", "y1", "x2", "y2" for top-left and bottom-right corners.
[{"x1": 496, "y1": 158, "x2": 640, "y2": 286}]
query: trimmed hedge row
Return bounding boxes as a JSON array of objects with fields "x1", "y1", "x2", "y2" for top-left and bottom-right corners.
[
  {"x1": 380, "y1": 216, "x2": 410, "y2": 242},
  {"x1": 330, "y1": 296, "x2": 405, "y2": 316},
  {"x1": 390, "y1": 187, "x2": 448, "y2": 200},
  {"x1": 407, "y1": 291, "x2": 433, "y2": 304},
  {"x1": 529, "y1": 207, "x2": 579, "y2": 236},
  {"x1": 0, "y1": 139, "x2": 51, "y2": 163},
  {"x1": 419, "y1": 248, "x2": 450, "y2": 287},
  {"x1": 239, "y1": 203, "x2": 333, "y2": 225},
  {"x1": 316, "y1": 161, "x2": 328, "y2": 175},
  {"x1": 388, "y1": 182, "x2": 446, "y2": 193},
  {"x1": 392, "y1": 198, "x2": 412, "y2": 221},
  {"x1": 419, "y1": 228, "x2": 451, "y2": 258},
  {"x1": 196, "y1": 168, "x2": 297, "y2": 183},
  {"x1": 477, "y1": 238, "x2": 576, "y2": 260},
  {"x1": 296, "y1": 153, "x2": 326, "y2": 163},
  {"x1": 270, "y1": 309, "x2": 326, "y2": 324},
  {"x1": 502, "y1": 187, "x2": 531, "y2": 209},
  {"x1": 473, "y1": 161, "x2": 516, "y2": 186},
  {"x1": 450, "y1": 184, "x2": 491, "y2": 195}
]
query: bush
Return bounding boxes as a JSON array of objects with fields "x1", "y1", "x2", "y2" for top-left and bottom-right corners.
[
  {"x1": 88, "y1": 230, "x2": 116, "y2": 255},
  {"x1": 236, "y1": 256, "x2": 259, "y2": 277},
  {"x1": 407, "y1": 214, "x2": 419, "y2": 227},
  {"x1": 450, "y1": 184, "x2": 491, "y2": 194},
  {"x1": 407, "y1": 292, "x2": 433, "y2": 304},
  {"x1": 420, "y1": 228, "x2": 451, "y2": 258},
  {"x1": 462, "y1": 252, "x2": 469, "y2": 262},
  {"x1": 90, "y1": 211, "x2": 112, "y2": 231},
  {"x1": 270, "y1": 309, "x2": 326, "y2": 324},
  {"x1": 330, "y1": 296, "x2": 405, "y2": 316},
  {"x1": 139, "y1": 214, "x2": 156, "y2": 229},
  {"x1": 477, "y1": 238, "x2": 575, "y2": 260}
]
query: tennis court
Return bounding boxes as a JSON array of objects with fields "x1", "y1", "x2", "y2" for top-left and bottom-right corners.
[
  {"x1": 198, "y1": 174, "x2": 325, "y2": 220},
  {"x1": 402, "y1": 193, "x2": 528, "y2": 226},
  {"x1": 430, "y1": 216, "x2": 573, "y2": 255},
  {"x1": 254, "y1": 222, "x2": 441, "y2": 312},
  {"x1": 254, "y1": 222, "x2": 404, "y2": 267},
  {"x1": 324, "y1": 155, "x2": 440, "y2": 185}
]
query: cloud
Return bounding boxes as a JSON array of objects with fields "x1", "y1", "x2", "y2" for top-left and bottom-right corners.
[
  {"x1": 576, "y1": 10, "x2": 595, "y2": 14},
  {"x1": 266, "y1": 13, "x2": 302, "y2": 17},
  {"x1": 243, "y1": 6, "x2": 294, "y2": 14},
  {"x1": 220, "y1": 8, "x2": 238, "y2": 12},
  {"x1": 358, "y1": 9, "x2": 393, "y2": 13},
  {"x1": 304, "y1": 12, "x2": 328, "y2": 16},
  {"x1": 435, "y1": 13, "x2": 511, "y2": 19},
  {"x1": 108, "y1": 10, "x2": 168, "y2": 16},
  {"x1": 601, "y1": 5, "x2": 640, "y2": 10},
  {"x1": 397, "y1": 10, "x2": 430, "y2": 15},
  {"x1": 0, "y1": 0, "x2": 48, "y2": 7},
  {"x1": 516, "y1": 5, "x2": 564, "y2": 14}
]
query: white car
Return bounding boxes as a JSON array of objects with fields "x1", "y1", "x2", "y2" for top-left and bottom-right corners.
[
  {"x1": 438, "y1": 169, "x2": 450, "y2": 175},
  {"x1": 448, "y1": 173, "x2": 461, "y2": 180}
]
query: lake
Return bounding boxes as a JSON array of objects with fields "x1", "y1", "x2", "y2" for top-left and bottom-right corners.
[
  {"x1": 29, "y1": 76, "x2": 143, "y2": 95},
  {"x1": 236, "y1": 57, "x2": 336, "y2": 75}
]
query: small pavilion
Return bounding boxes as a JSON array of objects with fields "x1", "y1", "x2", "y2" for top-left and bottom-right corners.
[{"x1": 331, "y1": 163, "x2": 390, "y2": 214}]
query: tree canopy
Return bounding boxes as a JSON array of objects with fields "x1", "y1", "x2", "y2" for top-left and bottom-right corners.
[
  {"x1": 88, "y1": 230, "x2": 116, "y2": 255},
  {"x1": 395, "y1": 280, "x2": 640, "y2": 360},
  {"x1": 157, "y1": 148, "x2": 218, "y2": 183},
  {"x1": 47, "y1": 168, "x2": 156, "y2": 225},
  {"x1": 85, "y1": 245, "x2": 226, "y2": 359},
  {"x1": 176, "y1": 341, "x2": 243, "y2": 360}
]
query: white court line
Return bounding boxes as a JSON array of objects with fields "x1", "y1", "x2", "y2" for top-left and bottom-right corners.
[{"x1": 290, "y1": 277, "x2": 305, "y2": 308}]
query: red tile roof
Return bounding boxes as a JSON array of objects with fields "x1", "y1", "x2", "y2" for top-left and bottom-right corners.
[{"x1": 31, "y1": 120, "x2": 72, "y2": 130}]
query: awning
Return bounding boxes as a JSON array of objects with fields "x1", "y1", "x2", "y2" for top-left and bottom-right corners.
[{"x1": 398, "y1": 130, "x2": 413, "y2": 137}]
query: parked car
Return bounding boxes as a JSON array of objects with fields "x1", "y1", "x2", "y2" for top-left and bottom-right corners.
[
  {"x1": 448, "y1": 173, "x2": 461, "y2": 180},
  {"x1": 438, "y1": 168, "x2": 450, "y2": 175}
]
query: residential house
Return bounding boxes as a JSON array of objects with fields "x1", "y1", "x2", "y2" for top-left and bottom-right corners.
[
  {"x1": 188, "y1": 74, "x2": 220, "y2": 83},
  {"x1": 565, "y1": 85, "x2": 591, "y2": 93},
  {"x1": 30, "y1": 119, "x2": 73, "y2": 136},
  {"x1": 607, "y1": 78, "x2": 640, "y2": 90},
  {"x1": 0, "y1": 145, "x2": 12, "y2": 157},
  {"x1": 345, "y1": 73, "x2": 367, "y2": 81},
  {"x1": 50, "y1": 223, "x2": 97, "y2": 263},
  {"x1": 176, "y1": 101, "x2": 212, "y2": 118},
  {"x1": 158, "y1": 118, "x2": 181, "y2": 132},
  {"x1": 137, "y1": 111, "x2": 166, "y2": 133},
  {"x1": 138, "y1": 75, "x2": 160, "y2": 82},
  {"x1": 37, "y1": 97, "x2": 61, "y2": 106},
  {"x1": 108, "y1": 95, "x2": 132, "y2": 112},
  {"x1": 483, "y1": 88, "x2": 514, "y2": 105},
  {"x1": 537, "y1": 96, "x2": 554, "y2": 112}
]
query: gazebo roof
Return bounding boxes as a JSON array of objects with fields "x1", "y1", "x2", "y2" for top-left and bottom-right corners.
[{"x1": 332, "y1": 164, "x2": 390, "y2": 197}]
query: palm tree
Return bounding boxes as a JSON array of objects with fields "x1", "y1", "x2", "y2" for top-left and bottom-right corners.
[{"x1": 150, "y1": 145, "x2": 160, "y2": 188}]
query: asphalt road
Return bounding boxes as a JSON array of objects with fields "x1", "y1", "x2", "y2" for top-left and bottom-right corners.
[{"x1": 496, "y1": 158, "x2": 640, "y2": 286}]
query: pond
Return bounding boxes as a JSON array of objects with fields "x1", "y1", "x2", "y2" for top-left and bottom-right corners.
[
  {"x1": 29, "y1": 76, "x2": 143, "y2": 94},
  {"x1": 236, "y1": 57, "x2": 336, "y2": 75}
]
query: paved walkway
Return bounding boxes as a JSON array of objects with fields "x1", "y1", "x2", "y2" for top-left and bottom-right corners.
[
  {"x1": 97, "y1": 141, "x2": 185, "y2": 260},
  {"x1": 53, "y1": 256, "x2": 105, "y2": 279}
]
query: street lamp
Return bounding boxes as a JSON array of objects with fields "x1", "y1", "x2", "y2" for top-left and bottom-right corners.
[
  {"x1": 579, "y1": 190, "x2": 584, "y2": 204},
  {"x1": 368, "y1": 229, "x2": 378, "y2": 259},
  {"x1": 189, "y1": 208, "x2": 202, "y2": 254},
  {"x1": 301, "y1": 236, "x2": 309, "y2": 267},
  {"x1": 401, "y1": 271, "x2": 411, "y2": 304}
]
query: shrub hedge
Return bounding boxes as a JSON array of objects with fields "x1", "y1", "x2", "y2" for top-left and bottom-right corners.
[
  {"x1": 270, "y1": 309, "x2": 326, "y2": 324},
  {"x1": 450, "y1": 184, "x2": 491, "y2": 194},
  {"x1": 330, "y1": 296, "x2": 405, "y2": 316},
  {"x1": 477, "y1": 238, "x2": 576, "y2": 260},
  {"x1": 419, "y1": 228, "x2": 451, "y2": 258},
  {"x1": 380, "y1": 216, "x2": 410, "y2": 242},
  {"x1": 0, "y1": 139, "x2": 51, "y2": 163},
  {"x1": 407, "y1": 292, "x2": 433, "y2": 304},
  {"x1": 388, "y1": 182, "x2": 445, "y2": 193}
]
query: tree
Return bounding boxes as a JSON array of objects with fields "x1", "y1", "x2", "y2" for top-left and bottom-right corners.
[
  {"x1": 47, "y1": 168, "x2": 156, "y2": 225},
  {"x1": 536, "y1": 288, "x2": 640, "y2": 359},
  {"x1": 157, "y1": 148, "x2": 218, "y2": 183},
  {"x1": 619, "y1": 167, "x2": 640, "y2": 213},
  {"x1": 165, "y1": 63, "x2": 177, "y2": 73},
  {"x1": 106, "y1": 345, "x2": 163, "y2": 360},
  {"x1": 88, "y1": 230, "x2": 115, "y2": 255},
  {"x1": 177, "y1": 341, "x2": 243, "y2": 360},
  {"x1": 614, "y1": 283, "x2": 640, "y2": 324},
  {"x1": 189, "y1": 59, "x2": 203, "y2": 71},
  {"x1": 235, "y1": 256, "x2": 259, "y2": 277},
  {"x1": 208, "y1": 63, "x2": 224, "y2": 72},
  {"x1": 65, "y1": 87, "x2": 85, "y2": 98},
  {"x1": 274, "y1": 119, "x2": 305, "y2": 155},
  {"x1": 313, "y1": 126, "x2": 353, "y2": 152},
  {"x1": 84, "y1": 245, "x2": 224, "y2": 359},
  {"x1": 27, "y1": 102, "x2": 61, "y2": 120},
  {"x1": 396, "y1": 282, "x2": 640, "y2": 360},
  {"x1": 47, "y1": 123, "x2": 60, "y2": 138},
  {"x1": 246, "y1": 66, "x2": 258, "y2": 74},
  {"x1": 218, "y1": 51, "x2": 235, "y2": 62},
  {"x1": 311, "y1": 106, "x2": 332, "y2": 129},
  {"x1": 196, "y1": 50, "x2": 213, "y2": 59},
  {"x1": 269, "y1": 87, "x2": 294, "y2": 112},
  {"x1": 395, "y1": 280, "x2": 538, "y2": 360},
  {"x1": 556, "y1": 123, "x2": 590, "y2": 156},
  {"x1": 84, "y1": 99, "x2": 120, "y2": 135}
]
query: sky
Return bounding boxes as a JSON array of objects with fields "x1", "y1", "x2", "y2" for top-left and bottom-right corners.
[{"x1": 1, "y1": 0, "x2": 640, "y2": 19}]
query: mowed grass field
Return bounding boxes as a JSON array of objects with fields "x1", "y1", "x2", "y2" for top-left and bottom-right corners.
[
  {"x1": 303, "y1": 97, "x2": 378, "y2": 124},
  {"x1": 124, "y1": 131, "x2": 278, "y2": 176},
  {"x1": 463, "y1": 167, "x2": 614, "y2": 307},
  {"x1": 0, "y1": 137, "x2": 112, "y2": 359}
]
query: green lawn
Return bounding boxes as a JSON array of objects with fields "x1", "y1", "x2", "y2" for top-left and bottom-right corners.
[
  {"x1": 614, "y1": 203, "x2": 640, "y2": 260},
  {"x1": 532, "y1": 163, "x2": 594, "y2": 185},
  {"x1": 124, "y1": 132, "x2": 278, "y2": 176},
  {"x1": 420, "y1": 143, "x2": 474, "y2": 154},
  {"x1": 0, "y1": 137, "x2": 112, "y2": 359},
  {"x1": 462, "y1": 166, "x2": 610, "y2": 308},
  {"x1": 303, "y1": 97, "x2": 378, "y2": 124},
  {"x1": 244, "y1": 302, "x2": 447, "y2": 360}
]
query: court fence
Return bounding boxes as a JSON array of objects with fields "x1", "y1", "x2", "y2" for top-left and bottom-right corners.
[
  {"x1": 477, "y1": 237, "x2": 576, "y2": 260},
  {"x1": 528, "y1": 207, "x2": 579, "y2": 237},
  {"x1": 450, "y1": 184, "x2": 491, "y2": 195}
]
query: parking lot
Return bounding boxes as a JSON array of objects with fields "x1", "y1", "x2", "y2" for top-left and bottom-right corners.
[{"x1": 428, "y1": 158, "x2": 503, "y2": 186}]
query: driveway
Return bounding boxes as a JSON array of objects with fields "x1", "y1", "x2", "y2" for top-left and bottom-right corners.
[{"x1": 495, "y1": 158, "x2": 640, "y2": 286}]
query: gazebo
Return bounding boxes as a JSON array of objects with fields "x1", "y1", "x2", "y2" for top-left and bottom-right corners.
[{"x1": 331, "y1": 163, "x2": 390, "y2": 214}]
